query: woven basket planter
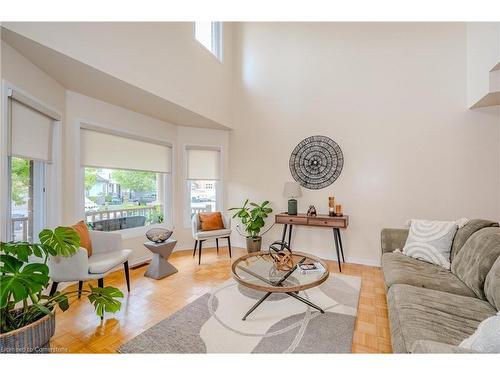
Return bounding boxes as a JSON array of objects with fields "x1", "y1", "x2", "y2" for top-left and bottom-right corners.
[{"x1": 0, "y1": 312, "x2": 56, "y2": 354}]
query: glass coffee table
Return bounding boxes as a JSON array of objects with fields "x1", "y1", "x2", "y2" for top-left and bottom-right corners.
[{"x1": 231, "y1": 251, "x2": 330, "y2": 320}]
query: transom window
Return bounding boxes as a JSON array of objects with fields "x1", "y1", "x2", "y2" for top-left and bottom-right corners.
[{"x1": 194, "y1": 22, "x2": 223, "y2": 61}]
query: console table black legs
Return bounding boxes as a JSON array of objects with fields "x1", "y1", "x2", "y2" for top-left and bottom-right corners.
[{"x1": 280, "y1": 223, "x2": 346, "y2": 272}]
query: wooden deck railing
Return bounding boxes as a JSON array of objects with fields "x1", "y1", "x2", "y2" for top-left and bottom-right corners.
[
  {"x1": 85, "y1": 206, "x2": 157, "y2": 224},
  {"x1": 11, "y1": 216, "x2": 29, "y2": 242}
]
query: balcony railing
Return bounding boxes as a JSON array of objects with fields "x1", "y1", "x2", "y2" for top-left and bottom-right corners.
[
  {"x1": 11, "y1": 216, "x2": 29, "y2": 242},
  {"x1": 85, "y1": 206, "x2": 158, "y2": 224}
]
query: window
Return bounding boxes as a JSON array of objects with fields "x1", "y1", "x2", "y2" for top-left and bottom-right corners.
[
  {"x1": 80, "y1": 127, "x2": 172, "y2": 232},
  {"x1": 185, "y1": 146, "x2": 221, "y2": 225},
  {"x1": 9, "y1": 157, "x2": 46, "y2": 242},
  {"x1": 6, "y1": 91, "x2": 59, "y2": 241},
  {"x1": 194, "y1": 22, "x2": 223, "y2": 61},
  {"x1": 84, "y1": 168, "x2": 167, "y2": 231}
]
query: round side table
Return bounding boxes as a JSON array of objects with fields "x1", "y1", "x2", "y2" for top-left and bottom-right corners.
[{"x1": 143, "y1": 239, "x2": 178, "y2": 279}]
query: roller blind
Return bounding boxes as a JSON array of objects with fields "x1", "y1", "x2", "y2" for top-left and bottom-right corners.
[
  {"x1": 10, "y1": 99, "x2": 54, "y2": 162},
  {"x1": 186, "y1": 147, "x2": 220, "y2": 180},
  {"x1": 80, "y1": 128, "x2": 172, "y2": 173}
]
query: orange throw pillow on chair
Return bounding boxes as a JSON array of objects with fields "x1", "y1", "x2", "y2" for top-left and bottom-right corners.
[
  {"x1": 71, "y1": 220, "x2": 93, "y2": 257},
  {"x1": 199, "y1": 212, "x2": 225, "y2": 231}
]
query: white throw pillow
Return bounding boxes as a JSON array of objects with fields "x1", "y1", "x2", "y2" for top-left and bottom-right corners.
[
  {"x1": 402, "y1": 219, "x2": 459, "y2": 269},
  {"x1": 460, "y1": 312, "x2": 500, "y2": 353}
]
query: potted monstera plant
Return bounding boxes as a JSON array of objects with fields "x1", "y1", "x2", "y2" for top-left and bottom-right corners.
[
  {"x1": 229, "y1": 199, "x2": 273, "y2": 253},
  {"x1": 0, "y1": 227, "x2": 123, "y2": 353}
]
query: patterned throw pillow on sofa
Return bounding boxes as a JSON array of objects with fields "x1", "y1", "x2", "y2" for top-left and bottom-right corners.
[{"x1": 402, "y1": 219, "x2": 459, "y2": 269}]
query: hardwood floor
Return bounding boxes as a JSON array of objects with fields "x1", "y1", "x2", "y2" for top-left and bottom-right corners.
[{"x1": 50, "y1": 246, "x2": 391, "y2": 353}]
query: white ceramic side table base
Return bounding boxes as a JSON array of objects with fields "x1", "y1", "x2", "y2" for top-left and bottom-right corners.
[{"x1": 143, "y1": 239, "x2": 178, "y2": 279}]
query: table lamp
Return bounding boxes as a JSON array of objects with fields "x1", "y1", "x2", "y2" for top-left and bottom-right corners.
[{"x1": 283, "y1": 181, "x2": 302, "y2": 215}]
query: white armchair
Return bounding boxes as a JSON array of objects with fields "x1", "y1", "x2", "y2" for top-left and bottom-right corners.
[
  {"x1": 47, "y1": 230, "x2": 132, "y2": 298},
  {"x1": 191, "y1": 213, "x2": 232, "y2": 265}
]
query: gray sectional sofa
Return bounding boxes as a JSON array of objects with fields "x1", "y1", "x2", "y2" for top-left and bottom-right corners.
[{"x1": 380, "y1": 219, "x2": 500, "y2": 353}]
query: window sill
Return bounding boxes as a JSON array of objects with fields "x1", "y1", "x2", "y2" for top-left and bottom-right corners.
[{"x1": 112, "y1": 223, "x2": 172, "y2": 240}]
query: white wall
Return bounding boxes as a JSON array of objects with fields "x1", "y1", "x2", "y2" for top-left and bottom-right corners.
[
  {"x1": 229, "y1": 22, "x2": 500, "y2": 265},
  {"x1": 3, "y1": 22, "x2": 234, "y2": 128},
  {"x1": 1, "y1": 40, "x2": 66, "y2": 240},
  {"x1": 64, "y1": 91, "x2": 229, "y2": 264},
  {"x1": 467, "y1": 23, "x2": 500, "y2": 107}
]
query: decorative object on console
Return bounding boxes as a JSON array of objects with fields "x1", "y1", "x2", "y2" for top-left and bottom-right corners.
[
  {"x1": 229, "y1": 199, "x2": 273, "y2": 253},
  {"x1": 328, "y1": 196, "x2": 335, "y2": 217},
  {"x1": 335, "y1": 204, "x2": 343, "y2": 217},
  {"x1": 306, "y1": 205, "x2": 317, "y2": 216},
  {"x1": 145, "y1": 228, "x2": 173, "y2": 243},
  {"x1": 283, "y1": 181, "x2": 302, "y2": 215},
  {"x1": 268, "y1": 241, "x2": 294, "y2": 271},
  {"x1": 289, "y1": 135, "x2": 344, "y2": 190}
]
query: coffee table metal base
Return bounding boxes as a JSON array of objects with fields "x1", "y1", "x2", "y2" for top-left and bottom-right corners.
[{"x1": 242, "y1": 291, "x2": 325, "y2": 321}]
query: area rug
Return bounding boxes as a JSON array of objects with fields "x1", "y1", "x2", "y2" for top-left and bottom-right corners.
[{"x1": 119, "y1": 273, "x2": 361, "y2": 353}]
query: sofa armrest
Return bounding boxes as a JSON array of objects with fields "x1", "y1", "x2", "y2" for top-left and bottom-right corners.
[
  {"x1": 410, "y1": 340, "x2": 478, "y2": 353},
  {"x1": 381, "y1": 228, "x2": 409, "y2": 254},
  {"x1": 90, "y1": 230, "x2": 123, "y2": 254},
  {"x1": 48, "y1": 248, "x2": 89, "y2": 282}
]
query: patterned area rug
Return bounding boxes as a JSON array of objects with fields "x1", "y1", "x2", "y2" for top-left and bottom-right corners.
[{"x1": 119, "y1": 273, "x2": 361, "y2": 353}]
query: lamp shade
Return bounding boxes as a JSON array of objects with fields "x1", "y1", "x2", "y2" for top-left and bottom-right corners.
[{"x1": 283, "y1": 181, "x2": 302, "y2": 198}]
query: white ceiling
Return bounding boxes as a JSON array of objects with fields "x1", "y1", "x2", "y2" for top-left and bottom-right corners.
[{"x1": 1, "y1": 27, "x2": 230, "y2": 130}]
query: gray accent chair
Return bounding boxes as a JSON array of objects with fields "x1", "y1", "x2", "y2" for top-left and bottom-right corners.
[
  {"x1": 191, "y1": 213, "x2": 232, "y2": 265},
  {"x1": 380, "y1": 219, "x2": 500, "y2": 353},
  {"x1": 47, "y1": 230, "x2": 132, "y2": 302}
]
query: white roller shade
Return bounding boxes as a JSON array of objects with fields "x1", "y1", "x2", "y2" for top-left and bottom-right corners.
[
  {"x1": 80, "y1": 128, "x2": 171, "y2": 173},
  {"x1": 10, "y1": 99, "x2": 54, "y2": 162},
  {"x1": 186, "y1": 148, "x2": 221, "y2": 180}
]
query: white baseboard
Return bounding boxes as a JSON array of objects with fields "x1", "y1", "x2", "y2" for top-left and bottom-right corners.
[{"x1": 229, "y1": 238, "x2": 381, "y2": 268}]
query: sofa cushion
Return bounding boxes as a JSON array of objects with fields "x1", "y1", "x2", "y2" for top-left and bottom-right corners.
[
  {"x1": 382, "y1": 252, "x2": 476, "y2": 297},
  {"x1": 451, "y1": 227, "x2": 500, "y2": 300},
  {"x1": 484, "y1": 256, "x2": 500, "y2": 311},
  {"x1": 88, "y1": 249, "x2": 132, "y2": 274},
  {"x1": 194, "y1": 228, "x2": 231, "y2": 239},
  {"x1": 71, "y1": 220, "x2": 93, "y2": 257},
  {"x1": 402, "y1": 219, "x2": 458, "y2": 269},
  {"x1": 387, "y1": 284, "x2": 496, "y2": 353},
  {"x1": 451, "y1": 219, "x2": 499, "y2": 261},
  {"x1": 199, "y1": 212, "x2": 225, "y2": 231}
]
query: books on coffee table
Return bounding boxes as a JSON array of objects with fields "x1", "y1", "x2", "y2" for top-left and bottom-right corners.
[{"x1": 298, "y1": 262, "x2": 326, "y2": 275}]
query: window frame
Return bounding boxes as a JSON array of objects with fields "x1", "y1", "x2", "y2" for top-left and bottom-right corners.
[
  {"x1": 1, "y1": 81, "x2": 62, "y2": 242},
  {"x1": 77, "y1": 122, "x2": 174, "y2": 239},
  {"x1": 183, "y1": 144, "x2": 223, "y2": 228},
  {"x1": 193, "y1": 22, "x2": 223, "y2": 62}
]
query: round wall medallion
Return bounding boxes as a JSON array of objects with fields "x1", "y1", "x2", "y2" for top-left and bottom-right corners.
[{"x1": 289, "y1": 135, "x2": 344, "y2": 190}]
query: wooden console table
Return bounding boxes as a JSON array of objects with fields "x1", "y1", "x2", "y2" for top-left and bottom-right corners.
[{"x1": 275, "y1": 213, "x2": 349, "y2": 272}]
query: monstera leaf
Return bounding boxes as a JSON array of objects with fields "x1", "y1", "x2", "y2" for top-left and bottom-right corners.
[
  {"x1": 0, "y1": 242, "x2": 47, "y2": 262},
  {"x1": 0, "y1": 254, "x2": 49, "y2": 308},
  {"x1": 38, "y1": 227, "x2": 80, "y2": 257},
  {"x1": 87, "y1": 285, "x2": 124, "y2": 318}
]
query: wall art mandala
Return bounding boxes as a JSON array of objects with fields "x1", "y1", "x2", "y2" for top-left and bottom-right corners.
[{"x1": 289, "y1": 135, "x2": 343, "y2": 190}]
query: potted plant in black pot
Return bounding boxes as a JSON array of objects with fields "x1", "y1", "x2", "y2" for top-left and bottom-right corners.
[
  {"x1": 0, "y1": 227, "x2": 123, "y2": 353},
  {"x1": 229, "y1": 199, "x2": 273, "y2": 253}
]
